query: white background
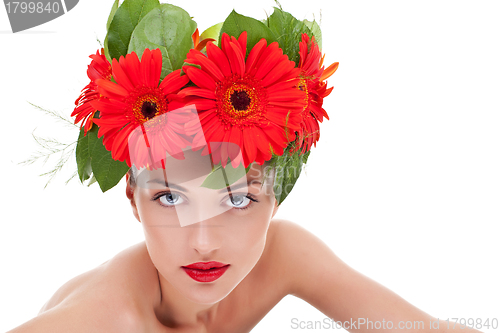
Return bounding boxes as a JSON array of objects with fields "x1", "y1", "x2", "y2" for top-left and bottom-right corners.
[{"x1": 1, "y1": 0, "x2": 499, "y2": 332}]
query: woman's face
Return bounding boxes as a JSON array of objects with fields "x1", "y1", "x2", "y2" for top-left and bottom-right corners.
[{"x1": 128, "y1": 151, "x2": 278, "y2": 304}]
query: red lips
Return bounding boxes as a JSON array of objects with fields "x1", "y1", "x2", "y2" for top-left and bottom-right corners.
[{"x1": 182, "y1": 261, "x2": 230, "y2": 282}]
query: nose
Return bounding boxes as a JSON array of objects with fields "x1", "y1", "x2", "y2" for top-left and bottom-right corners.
[
  {"x1": 176, "y1": 194, "x2": 230, "y2": 227},
  {"x1": 188, "y1": 218, "x2": 223, "y2": 255}
]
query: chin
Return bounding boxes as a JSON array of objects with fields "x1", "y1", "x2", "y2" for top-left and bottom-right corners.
[
  {"x1": 181, "y1": 279, "x2": 237, "y2": 305},
  {"x1": 184, "y1": 289, "x2": 230, "y2": 305},
  {"x1": 180, "y1": 267, "x2": 249, "y2": 304}
]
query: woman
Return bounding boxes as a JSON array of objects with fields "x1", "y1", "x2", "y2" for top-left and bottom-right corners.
[
  {"x1": 1, "y1": 0, "x2": 498, "y2": 330},
  {"x1": 4, "y1": 148, "x2": 488, "y2": 332}
]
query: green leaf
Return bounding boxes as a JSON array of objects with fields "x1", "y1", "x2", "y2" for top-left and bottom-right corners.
[
  {"x1": 106, "y1": 0, "x2": 160, "y2": 61},
  {"x1": 272, "y1": 150, "x2": 310, "y2": 205},
  {"x1": 106, "y1": 0, "x2": 120, "y2": 31},
  {"x1": 87, "y1": 174, "x2": 97, "y2": 187},
  {"x1": 200, "y1": 22, "x2": 223, "y2": 46},
  {"x1": 303, "y1": 19, "x2": 322, "y2": 49},
  {"x1": 128, "y1": 4, "x2": 197, "y2": 78},
  {"x1": 86, "y1": 128, "x2": 130, "y2": 192},
  {"x1": 75, "y1": 127, "x2": 92, "y2": 183},
  {"x1": 200, "y1": 162, "x2": 248, "y2": 190},
  {"x1": 220, "y1": 10, "x2": 277, "y2": 54},
  {"x1": 267, "y1": 7, "x2": 312, "y2": 64},
  {"x1": 104, "y1": 35, "x2": 111, "y2": 63}
]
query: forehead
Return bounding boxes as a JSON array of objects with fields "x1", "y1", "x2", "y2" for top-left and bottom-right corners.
[{"x1": 134, "y1": 149, "x2": 270, "y2": 189}]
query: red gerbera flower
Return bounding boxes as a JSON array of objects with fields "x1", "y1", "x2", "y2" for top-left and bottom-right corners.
[
  {"x1": 180, "y1": 32, "x2": 305, "y2": 168},
  {"x1": 91, "y1": 49, "x2": 190, "y2": 168},
  {"x1": 294, "y1": 34, "x2": 339, "y2": 154},
  {"x1": 71, "y1": 48, "x2": 112, "y2": 135},
  {"x1": 127, "y1": 105, "x2": 198, "y2": 169}
]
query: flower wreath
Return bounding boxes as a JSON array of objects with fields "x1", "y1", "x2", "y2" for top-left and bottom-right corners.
[{"x1": 71, "y1": 0, "x2": 338, "y2": 205}]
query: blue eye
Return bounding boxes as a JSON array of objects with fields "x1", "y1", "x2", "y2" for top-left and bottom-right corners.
[
  {"x1": 227, "y1": 194, "x2": 250, "y2": 208},
  {"x1": 159, "y1": 192, "x2": 183, "y2": 206},
  {"x1": 225, "y1": 194, "x2": 259, "y2": 209}
]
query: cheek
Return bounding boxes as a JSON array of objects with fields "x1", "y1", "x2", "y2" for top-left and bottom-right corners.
[
  {"x1": 224, "y1": 205, "x2": 273, "y2": 260},
  {"x1": 136, "y1": 201, "x2": 188, "y2": 267},
  {"x1": 142, "y1": 225, "x2": 192, "y2": 282}
]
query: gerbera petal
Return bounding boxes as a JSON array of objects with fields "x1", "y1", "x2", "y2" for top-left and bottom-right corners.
[
  {"x1": 228, "y1": 125, "x2": 242, "y2": 147},
  {"x1": 245, "y1": 39, "x2": 267, "y2": 74},
  {"x1": 260, "y1": 57, "x2": 296, "y2": 87},
  {"x1": 87, "y1": 65, "x2": 106, "y2": 82},
  {"x1": 90, "y1": 99, "x2": 128, "y2": 115},
  {"x1": 323, "y1": 86, "x2": 334, "y2": 98},
  {"x1": 220, "y1": 33, "x2": 231, "y2": 59},
  {"x1": 265, "y1": 124, "x2": 288, "y2": 151},
  {"x1": 192, "y1": 28, "x2": 200, "y2": 47},
  {"x1": 237, "y1": 31, "x2": 248, "y2": 56},
  {"x1": 320, "y1": 62, "x2": 339, "y2": 81},
  {"x1": 204, "y1": 119, "x2": 225, "y2": 142},
  {"x1": 265, "y1": 80, "x2": 296, "y2": 95},
  {"x1": 177, "y1": 87, "x2": 216, "y2": 99},
  {"x1": 267, "y1": 88, "x2": 305, "y2": 101},
  {"x1": 197, "y1": 114, "x2": 222, "y2": 137},
  {"x1": 228, "y1": 42, "x2": 245, "y2": 76},
  {"x1": 95, "y1": 119, "x2": 125, "y2": 139},
  {"x1": 251, "y1": 127, "x2": 272, "y2": 157},
  {"x1": 226, "y1": 36, "x2": 245, "y2": 74},
  {"x1": 140, "y1": 48, "x2": 153, "y2": 86},
  {"x1": 303, "y1": 46, "x2": 321, "y2": 75},
  {"x1": 113, "y1": 57, "x2": 135, "y2": 92},
  {"x1": 95, "y1": 79, "x2": 128, "y2": 99},
  {"x1": 113, "y1": 124, "x2": 135, "y2": 161},
  {"x1": 242, "y1": 128, "x2": 257, "y2": 166},
  {"x1": 253, "y1": 43, "x2": 283, "y2": 80},
  {"x1": 72, "y1": 104, "x2": 94, "y2": 122},
  {"x1": 183, "y1": 99, "x2": 216, "y2": 113},
  {"x1": 159, "y1": 69, "x2": 189, "y2": 95},
  {"x1": 191, "y1": 99, "x2": 217, "y2": 110},
  {"x1": 268, "y1": 100, "x2": 306, "y2": 109},
  {"x1": 219, "y1": 131, "x2": 231, "y2": 167},
  {"x1": 151, "y1": 49, "x2": 163, "y2": 86},
  {"x1": 125, "y1": 52, "x2": 142, "y2": 87},
  {"x1": 192, "y1": 53, "x2": 224, "y2": 81},
  {"x1": 277, "y1": 67, "x2": 302, "y2": 83},
  {"x1": 265, "y1": 107, "x2": 291, "y2": 125},
  {"x1": 183, "y1": 66, "x2": 216, "y2": 91},
  {"x1": 249, "y1": 42, "x2": 280, "y2": 77},
  {"x1": 83, "y1": 115, "x2": 95, "y2": 134},
  {"x1": 195, "y1": 38, "x2": 216, "y2": 52},
  {"x1": 299, "y1": 39, "x2": 308, "y2": 68},
  {"x1": 206, "y1": 42, "x2": 232, "y2": 77}
]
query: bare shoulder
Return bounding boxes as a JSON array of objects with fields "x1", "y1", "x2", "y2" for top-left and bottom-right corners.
[
  {"x1": 265, "y1": 219, "x2": 338, "y2": 262},
  {"x1": 264, "y1": 219, "x2": 348, "y2": 296},
  {"x1": 264, "y1": 220, "x2": 442, "y2": 329},
  {"x1": 39, "y1": 241, "x2": 157, "y2": 313},
  {"x1": 9, "y1": 242, "x2": 155, "y2": 333}
]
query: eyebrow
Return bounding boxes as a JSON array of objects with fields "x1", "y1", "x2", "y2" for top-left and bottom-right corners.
[
  {"x1": 146, "y1": 178, "x2": 262, "y2": 193},
  {"x1": 218, "y1": 180, "x2": 262, "y2": 193},
  {"x1": 146, "y1": 179, "x2": 188, "y2": 192}
]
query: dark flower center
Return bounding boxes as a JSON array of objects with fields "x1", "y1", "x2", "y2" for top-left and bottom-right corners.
[
  {"x1": 230, "y1": 91, "x2": 251, "y2": 111},
  {"x1": 141, "y1": 101, "x2": 158, "y2": 119}
]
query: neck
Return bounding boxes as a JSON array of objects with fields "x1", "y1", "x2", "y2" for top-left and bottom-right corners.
[{"x1": 154, "y1": 271, "x2": 221, "y2": 330}]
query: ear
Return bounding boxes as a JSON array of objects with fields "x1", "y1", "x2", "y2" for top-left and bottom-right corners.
[
  {"x1": 126, "y1": 173, "x2": 141, "y2": 223},
  {"x1": 271, "y1": 197, "x2": 279, "y2": 219}
]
